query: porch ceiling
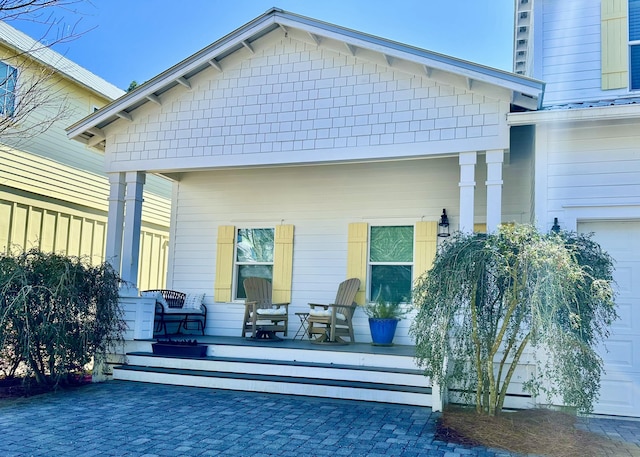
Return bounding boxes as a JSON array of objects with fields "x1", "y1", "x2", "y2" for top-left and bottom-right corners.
[{"x1": 67, "y1": 8, "x2": 544, "y2": 150}]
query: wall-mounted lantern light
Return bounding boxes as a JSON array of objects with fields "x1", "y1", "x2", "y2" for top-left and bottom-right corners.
[
  {"x1": 551, "y1": 217, "x2": 560, "y2": 234},
  {"x1": 438, "y1": 209, "x2": 450, "y2": 238}
]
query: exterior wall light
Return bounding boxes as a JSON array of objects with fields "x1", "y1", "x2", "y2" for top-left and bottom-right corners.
[
  {"x1": 551, "y1": 217, "x2": 560, "y2": 234},
  {"x1": 438, "y1": 209, "x2": 450, "y2": 237}
]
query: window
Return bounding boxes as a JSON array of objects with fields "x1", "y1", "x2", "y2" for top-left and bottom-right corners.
[
  {"x1": 631, "y1": 0, "x2": 640, "y2": 90},
  {"x1": 0, "y1": 62, "x2": 17, "y2": 117},
  {"x1": 369, "y1": 226, "x2": 414, "y2": 303},
  {"x1": 234, "y1": 227, "x2": 274, "y2": 299}
]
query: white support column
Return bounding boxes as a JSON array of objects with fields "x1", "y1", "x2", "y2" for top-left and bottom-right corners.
[
  {"x1": 121, "y1": 171, "x2": 145, "y2": 294},
  {"x1": 485, "y1": 149, "x2": 504, "y2": 233},
  {"x1": 105, "y1": 173, "x2": 126, "y2": 273},
  {"x1": 458, "y1": 152, "x2": 477, "y2": 233}
]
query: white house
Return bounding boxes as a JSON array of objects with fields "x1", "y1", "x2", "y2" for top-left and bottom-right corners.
[
  {"x1": 67, "y1": 7, "x2": 544, "y2": 346},
  {"x1": 509, "y1": 0, "x2": 640, "y2": 417}
]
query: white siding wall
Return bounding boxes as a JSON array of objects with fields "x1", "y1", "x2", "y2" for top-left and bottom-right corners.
[
  {"x1": 536, "y1": 120, "x2": 640, "y2": 228},
  {"x1": 106, "y1": 32, "x2": 508, "y2": 171},
  {"x1": 168, "y1": 157, "x2": 532, "y2": 343},
  {"x1": 537, "y1": 0, "x2": 633, "y2": 106}
]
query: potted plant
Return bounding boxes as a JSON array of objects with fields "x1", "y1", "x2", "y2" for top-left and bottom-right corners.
[
  {"x1": 364, "y1": 296, "x2": 407, "y2": 346},
  {"x1": 152, "y1": 339, "x2": 208, "y2": 357}
]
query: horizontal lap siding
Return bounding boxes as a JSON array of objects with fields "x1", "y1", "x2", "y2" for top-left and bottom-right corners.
[
  {"x1": 540, "y1": 0, "x2": 623, "y2": 105},
  {"x1": 169, "y1": 156, "x2": 532, "y2": 341},
  {"x1": 545, "y1": 121, "x2": 640, "y2": 213}
]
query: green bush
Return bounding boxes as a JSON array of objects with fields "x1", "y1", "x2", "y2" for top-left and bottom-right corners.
[
  {"x1": 410, "y1": 224, "x2": 617, "y2": 415},
  {"x1": 0, "y1": 248, "x2": 124, "y2": 387}
]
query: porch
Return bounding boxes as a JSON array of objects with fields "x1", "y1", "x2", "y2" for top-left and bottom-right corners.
[{"x1": 112, "y1": 335, "x2": 436, "y2": 408}]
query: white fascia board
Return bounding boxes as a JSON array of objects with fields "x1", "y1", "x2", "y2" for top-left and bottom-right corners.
[
  {"x1": 274, "y1": 13, "x2": 544, "y2": 99},
  {"x1": 67, "y1": 14, "x2": 279, "y2": 140},
  {"x1": 508, "y1": 103, "x2": 640, "y2": 126}
]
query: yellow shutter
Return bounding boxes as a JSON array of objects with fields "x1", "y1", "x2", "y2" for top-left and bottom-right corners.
[
  {"x1": 346, "y1": 222, "x2": 368, "y2": 305},
  {"x1": 474, "y1": 223, "x2": 487, "y2": 233},
  {"x1": 214, "y1": 225, "x2": 235, "y2": 302},
  {"x1": 272, "y1": 224, "x2": 294, "y2": 303},
  {"x1": 414, "y1": 221, "x2": 438, "y2": 282},
  {"x1": 602, "y1": 0, "x2": 629, "y2": 90}
]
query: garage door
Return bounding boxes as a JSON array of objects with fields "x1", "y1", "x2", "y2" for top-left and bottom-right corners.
[{"x1": 578, "y1": 221, "x2": 640, "y2": 417}]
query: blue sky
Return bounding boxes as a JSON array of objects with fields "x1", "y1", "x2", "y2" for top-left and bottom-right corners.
[{"x1": 10, "y1": 0, "x2": 515, "y2": 91}]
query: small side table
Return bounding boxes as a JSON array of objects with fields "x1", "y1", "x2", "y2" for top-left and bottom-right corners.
[{"x1": 294, "y1": 312, "x2": 310, "y2": 340}]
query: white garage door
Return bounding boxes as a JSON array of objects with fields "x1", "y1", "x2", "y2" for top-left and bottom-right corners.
[{"x1": 578, "y1": 220, "x2": 640, "y2": 417}]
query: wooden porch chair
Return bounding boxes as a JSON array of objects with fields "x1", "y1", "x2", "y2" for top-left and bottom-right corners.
[
  {"x1": 242, "y1": 277, "x2": 289, "y2": 339},
  {"x1": 308, "y1": 278, "x2": 360, "y2": 344}
]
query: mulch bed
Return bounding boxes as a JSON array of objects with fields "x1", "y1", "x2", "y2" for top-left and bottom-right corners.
[
  {"x1": 435, "y1": 406, "x2": 635, "y2": 457},
  {"x1": 0, "y1": 375, "x2": 92, "y2": 399}
]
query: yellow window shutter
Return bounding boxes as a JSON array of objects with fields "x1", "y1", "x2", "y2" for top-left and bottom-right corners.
[
  {"x1": 474, "y1": 223, "x2": 487, "y2": 233},
  {"x1": 414, "y1": 221, "x2": 438, "y2": 282},
  {"x1": 347, "y1": 222, "x2": 368, "y2": 305},
  {"x1": 602, "y1": 0, "x2": 629, "y2": 90},
  {"x1": 272, "y1": 224, "x2": 294, "y2": 303},
  {"x1": 214, "y1": 225, "x2": 235, "y2": 302}
]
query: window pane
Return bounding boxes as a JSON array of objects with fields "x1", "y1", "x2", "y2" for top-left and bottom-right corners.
[
  {"x1": 370, "y1": 226, "x2": 414, "y2": 262},
  {"x1": 236, "y1": 228, "x2": 274, "y2": 262},
  {"x1": 632, "y1": 45, "x2": 640, "y2": 90},
  {"x1": 370, "y1": 265, "x2": 412, "y2": 303},
  {"x1": 0, "y1": 63, "x2": 16, "y2": 117},
  {"x1": 236, "y1": 264, "x2": 273, "y2": 299},
  {"x1": 631, "y1": 0, "x2": 640, "y2": 41}
]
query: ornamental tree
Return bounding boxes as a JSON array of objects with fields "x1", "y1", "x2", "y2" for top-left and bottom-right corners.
[{"x1": 410, "y1": 224, "x2": 617, "y2": 415}]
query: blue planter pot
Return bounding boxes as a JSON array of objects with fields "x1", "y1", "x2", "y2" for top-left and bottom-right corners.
[{"x1": 368, "y1": 318, "x2": 399, "y2": 346}]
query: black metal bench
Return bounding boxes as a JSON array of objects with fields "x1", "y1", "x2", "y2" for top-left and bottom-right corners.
[{"x1": 143, "y1": 289, "x2": 207, "y2": 336}]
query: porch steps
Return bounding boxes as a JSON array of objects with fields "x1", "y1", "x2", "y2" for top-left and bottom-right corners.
[{"x1": 112, "y1": 339, "x2": 432, "y2": 407}]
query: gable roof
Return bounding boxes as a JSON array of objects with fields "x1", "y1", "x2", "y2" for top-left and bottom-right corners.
[
  {"x1": 67, "y1": 7, "x2": 545, "y2": 147},
  {"x1": 0, "y1": 21, "x2": 124, "y2": 101}
]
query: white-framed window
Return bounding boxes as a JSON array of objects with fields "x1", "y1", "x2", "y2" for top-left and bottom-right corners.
[
  {"x1": 234, "y1": 227, "x2": 274, "y2": 299},
  {"x1": 630, "y1": 0, "x2": 640, "y2": 90},
  {"x1": 0, "y1": 62, "x2": 17, "y2": 117},
  {"x1": 368, "y1": 225, "x2": 414, "y2": 303}
]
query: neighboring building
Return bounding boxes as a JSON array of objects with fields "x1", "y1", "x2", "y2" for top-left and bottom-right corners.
[
  {"x1": 509, "y1": 0, "x2": 640, "y2": 417},
  {"x1": 0, "y1": 21, "x2": 171, "y2": 291}
]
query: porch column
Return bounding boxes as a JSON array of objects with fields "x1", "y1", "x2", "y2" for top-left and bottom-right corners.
[
  {"x1": 120, "y1": 171, "x2": 145, "y2": 293},
  {"x1": 458, "y1": 152, "x2": 477, "y2": 233},
  {"x1": 105, "y1": 172, "x2": 126, "y2": 273},
  {"x1": 485, "y1": 150, "x2": 504, "y2": 233}
]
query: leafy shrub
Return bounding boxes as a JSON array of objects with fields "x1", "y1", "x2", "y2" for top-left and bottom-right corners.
[{"x1": 0, "y1": 248, "x2": 124, "y2": 387}]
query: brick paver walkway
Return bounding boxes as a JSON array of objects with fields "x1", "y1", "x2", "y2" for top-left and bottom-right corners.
[{"x1": 0, "y1": 381, "x2": 638, "y2": 456}]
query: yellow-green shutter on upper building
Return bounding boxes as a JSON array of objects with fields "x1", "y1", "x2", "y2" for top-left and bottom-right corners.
[
  {"x1": 214, "y1": 225, "x2": 235, "y2": 302},
  {"x1": 272, "y1": 224, "x2": 294, "y2": 303},
  {"x1": 346, "y1": 222, "x2": 368, "y2": 305},
  {"x1": 413, "y1": 221, "x2": 438, "y2": 282},
  {"x1": 602, "y1": 0, "x2": 629, "y2": 89}
]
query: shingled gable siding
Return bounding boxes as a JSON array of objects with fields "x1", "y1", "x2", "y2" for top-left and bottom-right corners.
[{"x1": 107, "y1": 34, "x2": 507, "y2": 167}]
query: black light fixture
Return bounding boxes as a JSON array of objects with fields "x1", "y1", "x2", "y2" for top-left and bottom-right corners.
[
  {"x1": 438, "y1": 209, "x2": 450, "y2": 238},
  {"x1": 551, "y1": 217, "x2": 560, "y2": 234}
]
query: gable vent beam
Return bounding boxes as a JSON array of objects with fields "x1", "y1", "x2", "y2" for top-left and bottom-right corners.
[
  {"x1": 87, "y1": 134, "x2": 106, "y2": 148},
  {"x1": 208, "y1": 59, "x2": 223, "y2": 72},
  {"x1": 384, "y1": 54, "x2": 394, "y2": 67},
  {"x1": 87, "y1": 127, "x2": 105, "y2": 139},
  {"x1": 242, "y1": 40, "x2": 255, "y2": 54},
  {"x1": 278, "y1": 23, "x2": 289, "y2": 35},
  {"x1": 308, "y1": 32, "x2": 322, "y2": 45},
  {"x1": 146, "y1": 94, "x2": 162, "y2": 105},
  {"x1": 423, "y1": 65, "x2": 432, "y2": 77},
  {"x1": 345, "y1": 43, "x2": 357, "y2": 56},
  {"x1": 176, "y1": 77, "x2": 191, "y2": 89},
  {"x1": 116, "y1": 111, "x2": 133, "y2": 122}
]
